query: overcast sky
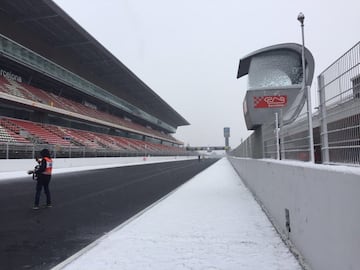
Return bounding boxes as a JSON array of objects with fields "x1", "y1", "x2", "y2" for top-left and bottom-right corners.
[{"x1": 53, "y1": 0, "x2": 359, "y2": 148}]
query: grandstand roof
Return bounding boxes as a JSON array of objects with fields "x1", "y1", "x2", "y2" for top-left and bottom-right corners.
[{"x1": 0, "y1": 0, "x2": 189, "y2": 128}]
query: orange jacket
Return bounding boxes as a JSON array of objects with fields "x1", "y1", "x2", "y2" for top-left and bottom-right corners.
[{"x1": 42, "y1": 157, "x2": 53, "y2": 175}]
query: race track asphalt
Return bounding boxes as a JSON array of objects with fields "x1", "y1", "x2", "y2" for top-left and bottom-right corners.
[{"x1": 0, "y1": 158, "x2": 219, "y2": 270}]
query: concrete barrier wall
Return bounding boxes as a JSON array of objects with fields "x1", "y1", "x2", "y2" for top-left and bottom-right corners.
[
  {"x1": 0, "y1": 156, "x2": 195, "y2": 173},
  {"x1": 228, "y1": 156, "x2": 360, "y2": 270}
]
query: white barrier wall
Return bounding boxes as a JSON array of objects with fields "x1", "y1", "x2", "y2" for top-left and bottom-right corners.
[
  {"x1": 228, "y1": 156, "x2": 360, "y2": 270},
  {"x1": 0, "y1": 156, "x2": 195, "y2": 176}
]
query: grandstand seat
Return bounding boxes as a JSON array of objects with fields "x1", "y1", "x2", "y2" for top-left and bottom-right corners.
[
  {"x1": 6, "y1": 119, "x2": 71, "y2": 146},
  {"x1": 1, "y1": 78, "x2": 176, "y2": 143},
  {"x1": 0, "y1": 125, "x2": 16, "y2": 142},
  {"x1": 0, "y1": 116, "x2": 186, "y2": 155},
  {"x1": 64, "y1": 129, "x2": 103, "y2": 149},
  {"x1": 0, "y1": 73, "x2": 184, "y2": 154},
  {"x1": 0, "y1": 118, "x2": 30, "y2": 143}
]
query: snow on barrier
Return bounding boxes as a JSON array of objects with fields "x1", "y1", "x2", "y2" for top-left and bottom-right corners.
[{"x1": 228, "y1": 156, "x2": 360, "y2": 270}]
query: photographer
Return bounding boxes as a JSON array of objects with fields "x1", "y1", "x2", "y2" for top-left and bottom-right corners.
[{"x1": 32, "y1": 149, "x2": 53, "y2": 210}]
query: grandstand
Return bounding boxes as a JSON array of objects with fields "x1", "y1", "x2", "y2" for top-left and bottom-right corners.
[{"x1": 0, "y1": 0, "x2": 190, "y2": 158}]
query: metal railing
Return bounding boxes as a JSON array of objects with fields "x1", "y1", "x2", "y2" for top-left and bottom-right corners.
[
  {"x1": 318, "y1": 42, "x2": 360, "y2": 165},
  {"x1": 261, "y1": 104, "x2": 313, "y2": 161},
  {"x1": 0, "y1": 142, "x2": 191, "y2": 159}
]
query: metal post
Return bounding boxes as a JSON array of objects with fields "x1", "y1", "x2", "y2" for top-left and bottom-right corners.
[
  {"x1": 245, "y1": 139, "x2": 248, "y2": 157},
  {"x1": 318, "y1": 74, "x2": 330, "y2": 163},
  {"x1": 6, "y1": 142, "x2": 9, "y2": 159},
  {"x1": 306, "y1": 85, "x2": 315, "y2": 162},
  {"x1": 279, "y1": 109, "x2": 285, "y2": 159},
  {"x1": 275, "y1": 112, "x2": 280, "y2": 160},
  {"x1": 298, "y1": 12, "x2": 315, "y2": 162}
]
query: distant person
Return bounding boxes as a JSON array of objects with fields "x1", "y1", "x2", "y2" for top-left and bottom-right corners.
[
  {"x1": 32, "y1": 148, "x2": 53, "y2": 210},
  {"x1": 198, "y1": 155, "x2": 201, "y2": 162}
]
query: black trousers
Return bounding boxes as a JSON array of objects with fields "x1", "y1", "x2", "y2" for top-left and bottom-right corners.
[{"x1": 34, "y1": 175, "x2": 51, "y2": 206}]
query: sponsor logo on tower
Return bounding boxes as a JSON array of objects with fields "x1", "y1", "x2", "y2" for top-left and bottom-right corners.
[{"x1": 253, "y1": 95, "x2": 287, "y2": 108}]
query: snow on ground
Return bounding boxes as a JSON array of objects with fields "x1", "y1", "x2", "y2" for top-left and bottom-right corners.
[{"x1": 53, "y1": 158, "x2": 302, "y2": 270}]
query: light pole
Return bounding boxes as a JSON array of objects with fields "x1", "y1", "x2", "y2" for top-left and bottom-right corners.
[{"x1": 298, "y1": 12, "x2": 315, "y2": 163}]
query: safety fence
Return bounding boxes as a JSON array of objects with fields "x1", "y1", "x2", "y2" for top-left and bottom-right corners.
[
  {"x1": 232, "y1": 41, "x2": 360, "y2": 165},
  {"x1": 318, "y1": 42, "x2": 360, "y2": 165},
  {"x1": 233, "y1": 105, "x2": 315, "y2": 162},
  {"x1": 0, "y1": 142, "x2": 191, "y2": 159}
]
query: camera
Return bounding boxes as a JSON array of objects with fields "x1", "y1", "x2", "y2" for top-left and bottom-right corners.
[{"x1": 27, "y1": 157, "x2": 41, "y2": 180}]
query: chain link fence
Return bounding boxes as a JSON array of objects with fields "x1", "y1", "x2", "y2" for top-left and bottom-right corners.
[
  {"x1": 318, "y1": 42, "x2": 360, "y2": 165},
  {"x1": 261, "y1": 102, "x2": 313, "y2": 162}
]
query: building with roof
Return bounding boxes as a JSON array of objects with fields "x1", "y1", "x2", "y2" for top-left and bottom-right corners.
[{"x1": 0, "y1": 0, "x2": 190, "y2": 158}]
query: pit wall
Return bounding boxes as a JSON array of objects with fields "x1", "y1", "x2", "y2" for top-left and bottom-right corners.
[
  {"x1": 0, "y1": 156, "x2": 195, "y2": 173},
  {"x1": 228, "y1": 156, "x2": 360, "y2": 270}
]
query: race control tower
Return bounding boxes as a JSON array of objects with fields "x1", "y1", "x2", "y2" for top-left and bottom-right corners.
[{"x1": 237, "y1": 43, "x2": 315, "y2": 130}]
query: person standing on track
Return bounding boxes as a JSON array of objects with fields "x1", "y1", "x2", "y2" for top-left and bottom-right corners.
[{"x1": 33, "y1": 148, "x2": 53, "y2": 210}]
